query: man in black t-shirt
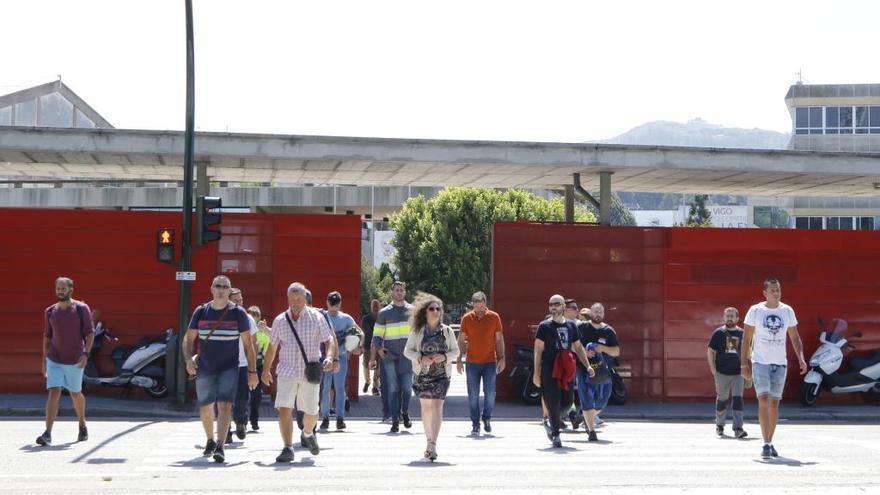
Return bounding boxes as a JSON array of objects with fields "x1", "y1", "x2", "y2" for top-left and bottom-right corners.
[
  {"x1": 707, "y1": 307, "x2": 747, "y2": 439},
  {"x1": 576, "y1": 302, "x2": 620, "y2": 442},
  {"x1": 533, "y1": 294, "x2": 593, "y2": 448}
]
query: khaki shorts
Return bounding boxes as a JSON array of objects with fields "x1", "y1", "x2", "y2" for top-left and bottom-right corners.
[{"x1": 275, "y1": 376, "x2": 319, "y2": 415}]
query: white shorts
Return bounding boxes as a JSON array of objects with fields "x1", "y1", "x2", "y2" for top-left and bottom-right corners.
[{"x1": 275, "y1": 377, "x2": 319, "y2": 415}]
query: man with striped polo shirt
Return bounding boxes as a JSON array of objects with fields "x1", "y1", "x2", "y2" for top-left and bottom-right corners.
[{"x1": 370, "y1": 281, "x2": 414, "y2": 433}]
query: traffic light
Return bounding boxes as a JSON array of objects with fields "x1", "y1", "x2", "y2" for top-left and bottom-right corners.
[
  {"x1": 156, "y1": 228, "x2": 175, "y2": 263},
  {"x1": 196, "y1": 196, "x2": 222, "y2": 245}
]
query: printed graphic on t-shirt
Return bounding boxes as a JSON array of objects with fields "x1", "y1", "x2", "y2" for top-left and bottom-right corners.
[
  {"x1": 556, "y1": 328, "x2": 571, "y2": 349},
  {"x1": 724, "y1": 335, "x2": 740, "y2": 354},
  {"x1": 764, "y1": 314, "x2": 785, "y2": 335}
]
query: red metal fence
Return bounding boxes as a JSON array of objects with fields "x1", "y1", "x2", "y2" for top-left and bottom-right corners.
[{"x1": 493, "y1": 222, "x2": 880, "y2": 401}]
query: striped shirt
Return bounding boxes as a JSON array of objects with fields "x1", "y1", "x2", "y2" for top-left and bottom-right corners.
[
  {"x1": 188, "y1": 302, "x2": 250, "y2": 374},
  {"x1": 270, "y1": 306, "x2": 333, "y2": 381},
  {"x1": 371, "y1": 302, "x2": 413, "y2": 359}
]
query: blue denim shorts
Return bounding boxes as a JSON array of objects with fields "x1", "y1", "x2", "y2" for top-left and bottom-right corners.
[
  {"x1": 576, "y1": 368, "x2": 612, "y2": 411},
  {"x1": 752, "y1": 362, "x2": 787, "y2": 400},
  {"x1": 196, "y1": 367, "x2": 239, "y2": 407},
  {"x1": 46, "y1": 358, "x2": 84, "y2": 393}
]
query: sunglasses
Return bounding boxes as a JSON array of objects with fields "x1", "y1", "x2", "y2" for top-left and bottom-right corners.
[
  {"x1": 549, "y1": 302, "x2": 563, "y2": 307},
  {"x1": 213, "y1": 284, "x2": 230, "y2": 289},
  {"x1": 427, "y1": 307, "x2": 442, "y2": 312}
]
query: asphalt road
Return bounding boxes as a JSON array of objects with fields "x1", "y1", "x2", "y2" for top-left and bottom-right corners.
[{"x1": 4, "y1": 418, "x2": 880, "y2": 494}]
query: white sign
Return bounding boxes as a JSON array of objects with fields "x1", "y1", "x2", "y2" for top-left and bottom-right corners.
[
  {"x1": 677, "y1": 205, "x2": 751, "y2": 228},
  {"x1": 175, "y1": 271, "x2": 197, "y2": 281}
]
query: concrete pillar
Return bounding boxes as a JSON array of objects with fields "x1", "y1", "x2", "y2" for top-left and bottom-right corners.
[
  {"x1": 196, "y1": 160, "x2": 209, "y2": 197},
  {"x1": 599, "y1": 171, "x2": 613, "y2": 226},
  {"x1": 564, "y1": 184, "x2": 575, "y2": 222}
]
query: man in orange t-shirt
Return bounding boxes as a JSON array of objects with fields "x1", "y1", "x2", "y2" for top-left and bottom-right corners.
[{"x1": 456, "y1": 291, "x2": 505, "y2": 436}]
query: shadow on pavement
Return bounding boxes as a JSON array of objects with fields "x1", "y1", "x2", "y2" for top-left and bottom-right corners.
[
  {"x1": 536, "y1": 446, "x2": 579, "y2": 453},
  {"x1": 85, "y1": 458, "x2": 127, "y2": 464},
  {"x1": 169, "y1": 457, "x2": 248, "y2": 469},
  {"x1": 71, "y1": 420, "x2": 160, "y2": 464},
  {"x1": 20, "y1": 442, "x2": 75, "y2": 452},
  {"x1": 753, "y1": 457, "x2": 818, "y2": 467},
  {"x1": 254, "y1": 459, "x2": 317, "y2": 469},
  {"x1": 405, "y1": 460, "x2": 455, "y2": 467}
]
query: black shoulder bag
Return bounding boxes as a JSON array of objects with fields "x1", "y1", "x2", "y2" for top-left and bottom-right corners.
[{"x1": 284, "y1": 311, "x2": 324, "y2": 384}]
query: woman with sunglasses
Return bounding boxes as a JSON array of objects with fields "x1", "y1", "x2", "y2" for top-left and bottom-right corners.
[{"x1": 404, "y1": 292, "x2": 460, "y2": 461}]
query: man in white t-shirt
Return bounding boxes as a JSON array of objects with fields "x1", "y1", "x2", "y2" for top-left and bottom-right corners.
[{"x1": 741, "y1": 278, "x2": 807, "y2": 460}]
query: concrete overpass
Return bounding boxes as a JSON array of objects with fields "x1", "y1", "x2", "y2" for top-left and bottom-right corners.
[{"x1": 2, "y1": 126, "x2": 880, "y2": 223}]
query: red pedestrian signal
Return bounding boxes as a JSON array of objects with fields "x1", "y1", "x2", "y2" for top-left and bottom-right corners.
[{"x1": 157, "y1": 228, "x2": 175, "y2": 263}]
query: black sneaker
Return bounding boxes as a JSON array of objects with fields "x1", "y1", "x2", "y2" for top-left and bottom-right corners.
[
  {"x1": 483, "y1": 419, "x2": 492, "y2": 433},
  {"x1": 202, "y1": 439, "x2": 217, "y2": 456},
  {"x1": 275, "y1": 446, "x2": 294, "y2": 463},
  {"x1": 302, "y1": 434, "x2": 320, "y2": 455},
  {"x1": 542, "y1": 419, "x2": 553, "y2": 440},
  {"x1": 319, "y1": 417, "x2": 330, "y2": 431},
  {"x1": 78, "y1": 424, "x2": 88, "y2": 442},
  {"x1": 362, "y1": 382, "x2": 370, "y2": 393},
  {"x1": 212, "y1": 445, "x2": 225, "y2": 463},
  {"x1": 552, "y1": 435, "x2": 562, "y2": 448},
  {"x1": 570, "y1": 414, "x2": 583, "y2": 430},
  {"x1": 337, "y1": 418, "x2": 346, "y2": 430},
  {"x1": 235, "y1": 423, "x2": 246, "y2": 440},
  {"x1": 401, "y1": 412, "x2": 412, "y2": 429},
  {"x1": 588, "y1": 430, "x2": 598, "y2": 442},
  {"x1": 734, "y1": 428, "x2": 748, "y2": 439},
  {"x1": 224, "y1": 431, "x2": 233, "y2": 444},
  {"x1": 470, "y1": 423, "x2": 480, "y2": 436},
  {"x1": 372, "y1": 388, "x2": 380, "y2": 396},
  {"x1": 35, "y1": 431, "x2": 52, "y2": 446},
  {"x1": 770, "y1": 445, "x2": 779, "y2": 457},
  {"x1": 716, "y1": 425, "x2": 724, "y2": 437},
  {"x1": 761, "y1": 444, "x2": 772, "y2": 459},
  {"x1": 251, "y1": 422, "x2": 260, "y2": 431},
  {"x1": 390, "y1": 421, "x2": 400, "y2": 433}
]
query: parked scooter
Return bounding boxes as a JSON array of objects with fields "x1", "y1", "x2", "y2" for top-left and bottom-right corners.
[
  {"x1": 801, "y1": 318, "x2": 880, "y2": 406},
  {"x1": 84, "y1": 326, "x2": 172, "y2": 399},
  {"x1": 509, "y1": 344, "x2": 542, "y2": 405}
]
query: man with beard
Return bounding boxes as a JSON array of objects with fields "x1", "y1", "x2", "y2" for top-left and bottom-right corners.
[
  {"x1": 707, "y1": 307, "x2": 748, "y2": 439},
  {"x1": 576, "y1": 302, "x2": 620, "y2": 442},
  {"x1": 533, "y1": 295, "x2": 593, "y2": 448},
  {"x1": 370, "y1": 281, "x2": 414, "y2": 433},
  {"x1": 36, "y1": 277, "x2": 95, "y2": 446}
]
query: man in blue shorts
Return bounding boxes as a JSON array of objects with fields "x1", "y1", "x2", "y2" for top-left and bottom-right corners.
[
  {"x1": 36, "y1": 277, "x2": 95, "y2": 446},
  {"x1": 183, "y1": 275, "x2": 258, "y2": 463},
  {"x1": 741, "y1": 278, "x2": 807, "y2": 459},
  {"x1": 576, "y1": 302, "x2": 620, "y2": 442}
]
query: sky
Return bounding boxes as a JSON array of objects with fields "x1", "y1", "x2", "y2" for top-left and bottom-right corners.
[{"x1": 2, "y1": 0, "x2": 879, "y2": 143}]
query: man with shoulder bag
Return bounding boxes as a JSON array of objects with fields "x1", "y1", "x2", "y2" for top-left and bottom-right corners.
[{"x1": 262, "y1": 282, "x2": 338, "y2": 464}]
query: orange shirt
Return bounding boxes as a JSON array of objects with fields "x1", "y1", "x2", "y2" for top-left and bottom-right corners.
[{"x1": 460, "y1": 309, "x2": 503, "y2": 364}]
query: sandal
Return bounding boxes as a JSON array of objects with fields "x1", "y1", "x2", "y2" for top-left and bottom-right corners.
[{"x1": 425, "y1": 441, "x2": 437, "y2": 462}]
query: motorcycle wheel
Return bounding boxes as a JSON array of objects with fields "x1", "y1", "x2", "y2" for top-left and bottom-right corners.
[
  {"x1": 146, "y1": 379, "x2": 168, "y2": 399},
  {"x1": 608, "y1": 373, "x2": 628, "y2": 406},
  {"x1": 799, "y1": 381, "x2": 821, "y2": 406},
  {"x1": 522, "y1": 380, "x2": 541, "y2": 406}
]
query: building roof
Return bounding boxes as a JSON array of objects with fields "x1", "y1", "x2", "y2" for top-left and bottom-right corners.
[
  {"x1": 0, "y1": 80, "x2": 113, "y2": 128},
  {"x1": 1, "y1": 127, "x2": 879, "y2": 197}
]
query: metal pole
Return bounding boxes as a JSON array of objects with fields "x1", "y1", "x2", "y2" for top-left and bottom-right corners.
[{"x1": 176, "y1": 0, "x2": 196, "y2": 408}]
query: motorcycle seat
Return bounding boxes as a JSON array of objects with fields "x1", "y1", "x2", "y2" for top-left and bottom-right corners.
[{"x1": 850, "y1": 352, "x2": 880, "y2": 370}]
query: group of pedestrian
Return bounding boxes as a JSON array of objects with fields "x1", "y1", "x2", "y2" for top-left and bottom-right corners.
[
  {"x1": 709, "y1": 277, "x2": 806, "y2": 459},
  {"x1": 34, "y1": 274, "x2": 805, "y2": 463}
]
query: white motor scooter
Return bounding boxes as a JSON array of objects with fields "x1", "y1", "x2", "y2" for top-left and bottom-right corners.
[
  {"x1": 801, "y1": 319, "x2": 880, "y2": 406},
  {"x1": 83, "y1": 327, "x2": 172, "y2": 398}
]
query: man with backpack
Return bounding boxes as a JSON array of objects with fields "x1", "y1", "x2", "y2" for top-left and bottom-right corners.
[
  {"x1": 576, "y1": 302, "x2": 620, "y2": 442},
  {"x1": 36, "y1": 277, "x2": 95, "y2": 447}
]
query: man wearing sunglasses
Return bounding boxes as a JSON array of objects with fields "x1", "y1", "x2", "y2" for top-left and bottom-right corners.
[{"x1": 182, "y1": 275, "x2": 258, "y2": 463}]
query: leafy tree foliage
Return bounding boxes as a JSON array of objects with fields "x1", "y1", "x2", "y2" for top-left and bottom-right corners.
[
  {"x1": 685, "y1": 194, "x2": 713, "y2": 227},
  {"x1": 390, "y1": 188, "x2": 595, "y2": 304}
]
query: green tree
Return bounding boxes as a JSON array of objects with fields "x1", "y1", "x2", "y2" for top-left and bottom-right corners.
[
  {"x1": 390, "y1": 187, "x2": 595, "y2": 304},
  {"x1": 686, "y1": 194, "x2": 713, "y2": 227},
  {"x1": 361, "y1": 257, "x2": 395, "y2": 315}
]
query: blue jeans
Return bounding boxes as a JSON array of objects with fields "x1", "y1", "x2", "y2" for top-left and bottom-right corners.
[
  {"x1": 321, "y1": 352, "x2": 348, "y2": 419},
  {"x1": 233, "y1": 366, "x2": 249, "y2": 425},
  {"x1": 466, "y1": 362, "x2": 497, "y2": 425},
  {"x1": 382, "y1": 357, "x2": 412, "y2": 422},
  {"x1": 379, "y1": 361, "x2": 389, "y2": 418}
]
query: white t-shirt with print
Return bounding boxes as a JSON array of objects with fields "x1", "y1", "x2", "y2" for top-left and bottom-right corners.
[
  {"x1": 744, "y1": 302, "x2": 798, "y2": 366},
  {"x1": 237, "y1": 312, "x2": 258, "y2": 367}
]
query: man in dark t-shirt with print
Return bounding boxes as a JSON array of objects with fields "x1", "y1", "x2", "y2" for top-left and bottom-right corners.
[
  {"x1": 533, "y1": 294, "x2": 593, "y2": 449},
  {"x1": 707, "y1": 307, "x2": 747, "y2": 439},
  {"x1": 183, "y1": 275, "x2": 258, "y2": 463},
  {"x1": 576, "y1": 302, "x2": 620, "y2": 442}
]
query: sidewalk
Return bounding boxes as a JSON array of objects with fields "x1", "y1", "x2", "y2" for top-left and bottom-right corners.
[{"x1": 2, "y1": 392, "x2": 878, "y2": 422}]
